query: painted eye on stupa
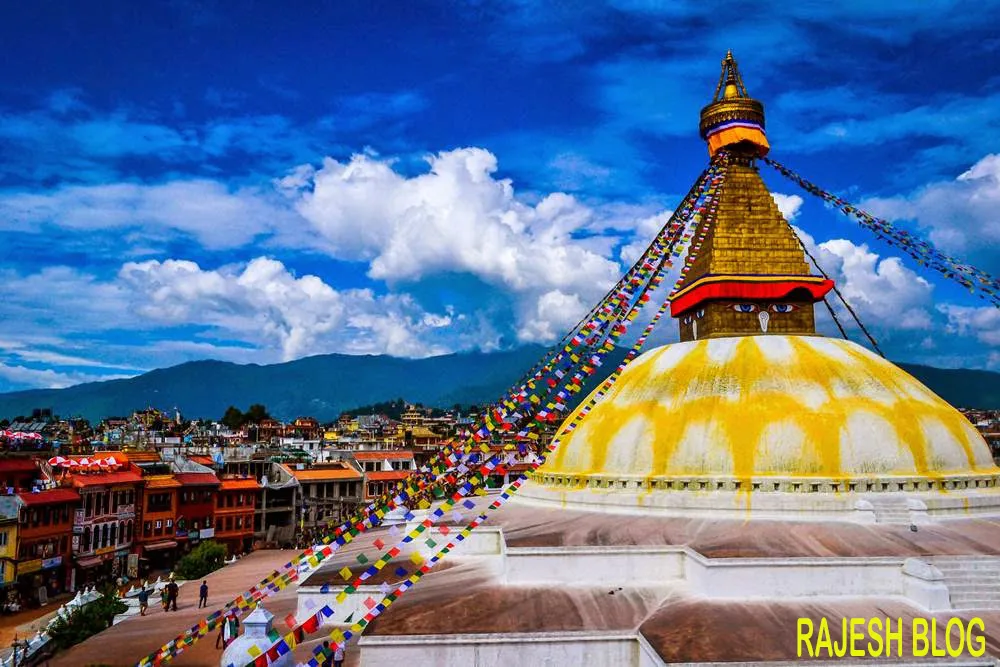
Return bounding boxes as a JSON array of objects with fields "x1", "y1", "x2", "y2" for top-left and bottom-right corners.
[
  {"x1": 733, "y1": 303, "x2": 757, "y2": 313},
  {"x1": 771, "y1": 304, "x2": 797, "y2": 313},
  {"x1": 696, "y1": 309, "x2": 705, "y2": 319},
  {"x1": 682, "y1": 316, "x2": 693, "y2": 325}
]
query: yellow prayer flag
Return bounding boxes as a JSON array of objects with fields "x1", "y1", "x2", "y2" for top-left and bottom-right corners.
[
  {"x1": 336, "y1": 591, "x2": 348, "y2": 604},
  {"x1": 247, "y1": 646, "x2": 262, "y2": 658},
  {"x1": 418, "y1": 498, "x2": 430, "y2": 509},
  {"x1": 339, "y1": 566, "x2": 352, "y2": 580},
  {"x1": 409, "y1": 551, "x2": 424, "y2": 565}
]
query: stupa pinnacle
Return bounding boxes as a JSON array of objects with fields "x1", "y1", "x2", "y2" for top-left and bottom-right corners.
[{"x1": 672, "y1": 51, "x2": 834, "y2": 342}]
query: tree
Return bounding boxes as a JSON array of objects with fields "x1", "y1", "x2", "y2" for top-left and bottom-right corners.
[
  {"x1": 174, "y1": 540, "x2": 227, "y2": 580},
  {"x1": 221, "y1": 406, "x2": 243, "y2": 430},
  {"x1": 244, "y1": 404, "x2": 271, "y2": 424},
  {"x1": 46, "y1": 587, "x2": 127, "y2": 651}
]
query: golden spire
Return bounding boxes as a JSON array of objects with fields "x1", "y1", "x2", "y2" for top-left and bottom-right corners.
[
  {"x1": 699, "y1": 51, "x2": 769, "y2": 157},
  {"x1": 713, "y1": 50, "x2": 749, "y2": 101}
]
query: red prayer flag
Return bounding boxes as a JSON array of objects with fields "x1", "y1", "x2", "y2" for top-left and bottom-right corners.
[
  {"x1": 284, "y1": 613, "x2": 297, "y2": 629},
  {"x1": 373, "y1": 538, "x2": 385, "y2": 550}
]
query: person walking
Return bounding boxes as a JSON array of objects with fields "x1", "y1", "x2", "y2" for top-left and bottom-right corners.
[
  {"x1": 160, "y1": 586, "x2": 169, "y2": 612},
  {"x1": 333, "y1": 643, "x2": 345, "y2": 667},
  {"x1": 166, "y1": 579, "x2": 179, "y2": 611},
  {"x1": 138, "y1": 585, "x2": 149, "y2": 616},
  {"x1": 199, "y1": 580, "x2": 208, "y2": 608},
  {"x1": 319, "y1": 640, "x2": 332, "y2": 667}
]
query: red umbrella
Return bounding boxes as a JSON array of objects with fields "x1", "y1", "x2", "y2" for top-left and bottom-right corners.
[{"x1": 48, "y1": 456, "x2": 68, "y2": 467}]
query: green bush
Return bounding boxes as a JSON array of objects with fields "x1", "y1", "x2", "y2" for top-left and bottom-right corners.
[
  {"x1": 46, "y1": 587, "x2": 127, "y2": 651},
  {"x1": 174, "y1": 540, "x2": 227, "y2": 580}
]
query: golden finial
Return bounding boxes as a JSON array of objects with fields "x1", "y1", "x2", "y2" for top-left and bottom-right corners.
[{"x1": 699, "y1": 50, "x2": 769, "y2": 157}]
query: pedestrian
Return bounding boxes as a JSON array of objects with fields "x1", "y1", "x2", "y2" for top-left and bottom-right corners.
[
  {"x1": 160, "y1": 586, "x2": 169, "y2": 612},
  {"x1": 220, "y1": 610, "x2": 240, "y2": 648},
  {"x1": 319, "y1": 640, "x2": 332, "y2": 667},
  {"x1": 199, "y1": 580, "x2": 208, "y2": 608},
  {"x1": 138, "y1": 586, "x2": 149, "y2": 616},
  {"x1": 333, "y1": 642, "x2": 345, "y2": 667},
  {"x1": 166, "y1": 579, "x2": 179, "y2": 611}
]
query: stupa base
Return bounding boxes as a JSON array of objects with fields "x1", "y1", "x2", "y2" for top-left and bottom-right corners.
[{"x1": 516, "y1": 475, "x2": 1000, "y2": 523}]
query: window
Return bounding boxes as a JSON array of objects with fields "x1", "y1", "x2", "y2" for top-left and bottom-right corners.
[
  {"x1": 235, "y1": 516, "x2": 242, "y2": 529},
  {"x1": 126, "y1": 521, "x2": 133, "y2": 542},
  {"x1": 225, "y1": 517, "x2": 233, "y2": 532},
  {"x1": 237, "y1": 494, "x2": 244, "y2": 506},
  {"x1": 110, "y1": 523, "x2": 117, "y2": 545},
  {"x1": 144, "y1": 521, "x2": 152, "y2": 537},
  {"x1": 166, "y1": 519, "x2": 173, "y2": 528},
  {"x1": 0, "y1": 532, "x2": 7, "y2": 548}
]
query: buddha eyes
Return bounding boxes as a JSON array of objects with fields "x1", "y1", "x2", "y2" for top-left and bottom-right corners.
[
  {"x1": 696, "y1": 309, "x2": 705, "y2": 318},
  {"x1": 682, "y1": 316, "x2": 693, "y2": 324},
  {"x1": 732, "y1": 303, "x2": 797, "y2": 314}
]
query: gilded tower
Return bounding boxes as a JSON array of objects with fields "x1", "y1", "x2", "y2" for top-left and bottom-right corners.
[{"x1": 670, "y1": 52, "x2": 833, "y2": 342}]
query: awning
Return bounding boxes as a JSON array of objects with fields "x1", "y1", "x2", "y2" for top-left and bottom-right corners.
[
  {"x1": 143, "y1": 540, "x2": 178, "y2": 552},
  {"x1": 75, "y1": 555, "x2": 104, "y2": 569}
]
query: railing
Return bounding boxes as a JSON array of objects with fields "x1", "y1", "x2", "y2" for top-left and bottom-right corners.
[{"x1": 0, "y1": 587, "x2": 104, "y2": 667}]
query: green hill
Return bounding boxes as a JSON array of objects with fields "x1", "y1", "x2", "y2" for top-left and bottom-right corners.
[{"x1": 0, "y1": 346, "x2": 996, "y2": 423}]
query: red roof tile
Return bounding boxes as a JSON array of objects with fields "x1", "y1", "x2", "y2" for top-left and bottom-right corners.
[
  {"x1": 189, "y1": 455, "x2": 215, "y2": 466},
  {"x1": 353, "y1": 451, "x2": 415, "y2": 461},
  {"x1": 0, "y1": 459, "x2": 39, "y2": 473},
  {"x1": 17, "y1": 488, "x2": 80, "y2": 505},
  {"x1": 366, "y1": 471, "x2": 411, "y2": 482},
  {"x1": 71, "y1": 470, "x2": 143, "y2": 487},
  {"x1": 173, "y1": 472, "x2": 221, "y2": 487},
  {"x1": 220, "y1": 478, "x2": 261, "y2": 491}
]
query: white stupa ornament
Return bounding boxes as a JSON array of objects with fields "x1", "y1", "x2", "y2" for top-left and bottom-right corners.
[{"x1": 220, "y1": 605, "x2": 292, "y2": 667}]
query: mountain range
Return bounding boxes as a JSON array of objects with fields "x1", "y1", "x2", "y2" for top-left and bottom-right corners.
[{"x1": 0, "y1": 345, "x2": 997, "y2": 423}]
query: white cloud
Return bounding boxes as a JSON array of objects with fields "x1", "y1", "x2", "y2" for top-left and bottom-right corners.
[
  {"x1": 118, "y1": 257, "x2": 452, "y2": 360},
  {"x1": 860, "y1": 153, "x2": 1000, "y2": 269},
  {"x1": 281, "y1": 148, "x2": 627, "y2": 343},
  {"x1": 771, "y1": 193, "x2": 803, "y2": 220},
  {"x1": 794, "y1": 227, "x2": 934, "y2": 331},
  {"x1": 938, "y1": 304, "x2": 1000, "y2": 346},
  {"x1": 0, "y1": 180, "x2": 301, "y2": 250},
  {"x1": 0, "y1": 363, "x2": 132, "y2": 390}
]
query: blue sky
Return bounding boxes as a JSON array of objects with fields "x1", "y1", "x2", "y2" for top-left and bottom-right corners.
[{"x1": 1, "y1": 0, "x2": 999, "y2": 392}]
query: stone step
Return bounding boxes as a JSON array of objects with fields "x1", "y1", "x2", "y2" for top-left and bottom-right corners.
[
  {"x1": 933, "y1": 564, "x2": 1000, "y2": 573},
  {"x1": 946, "y1": 582, "x2": 1000, "y2": 593}
]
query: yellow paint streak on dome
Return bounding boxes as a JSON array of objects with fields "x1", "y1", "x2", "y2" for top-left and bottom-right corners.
[{"x1": 546, "y1": 336, "x2": 997, "y2": 482}]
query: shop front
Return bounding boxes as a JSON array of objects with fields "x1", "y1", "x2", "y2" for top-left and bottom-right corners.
[{"x1": 15, "y1": 554, "x2": 66, "y2": 606}]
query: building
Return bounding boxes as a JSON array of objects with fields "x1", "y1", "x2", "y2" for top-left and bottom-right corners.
[
  {"x1": 281, "y1": 462, "x2": 362, "y2": 533},
  {"x1": 351, "y1": 452, "x2": 414, "y2": 501},
  {"x1": 297, "y1": 53, "x2": 1000, "y2": 666},
  {"x1": 173, "y1": 471, "x2": 220, "y2": 550},
  {"x1": 66, "y1": 453, "x2": 141, "y2": 587},
  {"x1": 0, "y1": 458, "x2": 40, "y2": 493},
  {"x1": 13, "y1": 488, "x2": 78, "y2": 603},
  {"x1": 256, "y1": 462, "x2": 299, "y2": 546},
  {"x1": 214, "y1": 477, "x2": 261, "y2": 555},
  {"x1": 136, "y1": 474, "x2": 181, "y2": 571},
  {"x1": 0, "y1": 498, "x2": 19, "y2": 595}
]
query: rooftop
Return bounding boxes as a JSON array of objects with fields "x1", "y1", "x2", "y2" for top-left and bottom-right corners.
[
  {"x1": 220, "y1": 477, "x2": 261, "y2": 491},
  {"x1": 353, "y1": 451, "x2": 414, "y2": 461},
  {"x1": 282, "y1": 463, "x2": 362, "y2": 482},
  {"x1": 17, "y1": 488, "x2": 81, "y2": 506},
  {"x1": 144, "y1": 475, "x2": 181, "y2": 489},
  {"x1": 173, "y1": 472, "x2": 221, "y2": 487}
]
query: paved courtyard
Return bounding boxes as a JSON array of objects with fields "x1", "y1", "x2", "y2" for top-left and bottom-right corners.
[{"x1": 47, "y1": 549, "x2": 358, "y2": 667}]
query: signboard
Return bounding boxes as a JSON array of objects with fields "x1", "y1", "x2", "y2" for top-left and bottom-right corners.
[
  {"x1": 41, "y1": 556, "x2": 62, "y2": 570},
  {"x1": 199, "y1": 527, "x2": 214, "y2": 539},
  {"x1": 74, "y1": 509, "x2": 84, "y2": 526},
  {"x1": 117, "y1": 504, "x2": 135, "y2": 520},
  {"x1": 72, "y1": 524, "x2": 84, "y2": 535},
  {"x1": 127, "y1": 553, "x2": 138, "y2": 578},
  {"x1": 19, "y1": 559, "x2": 42, "y2": 575},
  {"x1": 72, "y1": 535, "x2": 80, "y2": 551},
  {"x1": 175, "y1": 529, "x2": 187, "y2": 538},
  {"x1": 95, "y1": 546, "x2": 116, "y2": 557}
]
